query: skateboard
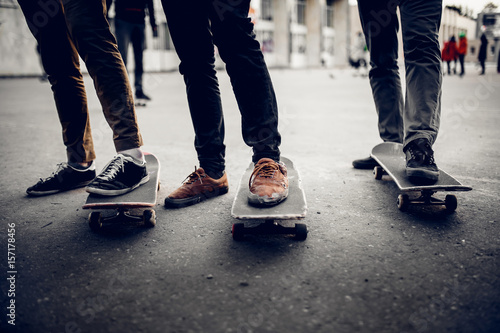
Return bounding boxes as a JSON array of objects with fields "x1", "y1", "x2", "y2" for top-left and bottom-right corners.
[
  {"x1": 82, "y1": 153, "x2": 160, "y2": 231},
  {"x1": 231, "y1": 157, "x2": 308, "y2": 240},
  {"x1": 371, "y1": 142, "x2": 472, "y2": 212},
  {"x1": 135, "y1": 98, "x2": 147, "y2": 107}
]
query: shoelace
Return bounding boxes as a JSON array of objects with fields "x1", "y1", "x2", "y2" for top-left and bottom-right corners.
[
  {"x1": 182, "y1": 167, "x2": 206, "y2": 185},
  {"x1": 407, "y1": 145, "x2": 435, "y2": 165},
  {"x1": 37, "y1": 163, "x2": 67, "y2": 184},
  {"x1": 96, "y1": 156, "x2": 125, "y2": 181},
  {"x1": 249, "y1": 162, "x2": 278, "y2": 186}
]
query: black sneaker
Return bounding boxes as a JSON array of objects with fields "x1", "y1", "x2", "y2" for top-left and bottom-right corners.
[
  {"x1": 404, "y1": 138, "x2": 439, "y2": 183},
  {"x1": 27, "y1": 162, "x2": 96, "y2": 196},
  {"x1": 86, "y1": 154, "x2": 149, "y2": 196},
  {"x1": 352, "y1": 156, "x2": 379, "y2": 169},
  {"x1": 135, "y1": 90, "x2": 151, "y2": 101}
]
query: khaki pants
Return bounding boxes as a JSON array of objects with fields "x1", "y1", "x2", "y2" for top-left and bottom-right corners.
[{"x1": 18, "y1": 0, "x2": 143, "y2": 163}]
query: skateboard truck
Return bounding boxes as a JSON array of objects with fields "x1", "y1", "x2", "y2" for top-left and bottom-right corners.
[
  {"x1": 88, "y1": 208, "x2": 156, "y2": 231},
  {"x1": 232, "y1": 219, "x2": 307, "y2": 241},
  {"x1": 396, "y1": 190, "x2": 458, "y2": 212}
]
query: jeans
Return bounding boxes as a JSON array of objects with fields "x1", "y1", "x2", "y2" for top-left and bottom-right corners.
[
  {"x1": 358, "y1": 0, "x2": 442, "y2": 148},
  {"x1": 18, "y1": 0, "x2": 143, "y2": 163},
  {"x1": 161, "y1": 0, "x2": 281, "y2": 174},
  {"x1": 115, "y1": 19, "x2": 146, "y2": 92}
]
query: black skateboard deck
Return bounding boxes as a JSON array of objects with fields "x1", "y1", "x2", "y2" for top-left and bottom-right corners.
[
  {"x1": 371, "y1": 142, "x2": 472, "y2": 211},
  {"x1": 83, "y1": 153, "x2": 160, "y2": 230},
  {"x1": 231, "y1": 157, "x2": 308, "y2": 240}
]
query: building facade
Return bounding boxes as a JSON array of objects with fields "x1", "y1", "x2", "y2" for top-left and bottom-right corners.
[{"x1": 0, "y1": 0, "x2": 350, "y2": 76}]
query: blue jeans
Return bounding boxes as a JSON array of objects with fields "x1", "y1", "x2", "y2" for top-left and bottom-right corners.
[
  {"x1": 161, "y1": 0, "x2": 281, "y2": 174},
  {"x1": 357, "y1": 0, "x2": 442, "y2": 148}
]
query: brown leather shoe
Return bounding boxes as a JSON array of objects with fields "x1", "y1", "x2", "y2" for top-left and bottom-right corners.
[
  {"x1": 248, "y1": 158, "x2": 289, "y2": 206},
  {"x1": 164, "y1": 167, "x2": 229, "y2": 208}
]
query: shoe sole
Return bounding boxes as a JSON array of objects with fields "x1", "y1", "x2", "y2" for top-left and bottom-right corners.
[
  {"x1": 247, "y1": 189, "x2": 289, "y2": 207},
  {"x1": 85, "y1": 175, "x2": 150, "y2": 196},
  {"x1": 164, "y1": 186, "x2": 229, "y2": 208},
  {"x1": 26, "y1": 181, "x2": 93, "y2": 197}
]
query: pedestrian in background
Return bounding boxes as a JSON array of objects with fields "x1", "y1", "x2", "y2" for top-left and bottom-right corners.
[
  {"x1": 441, "y1": 36, "x2": 458, "y2": 75},
  {"x1": 478, "y1": 33, "x2": 488, "y2": 75},
  {"x1": 457, "y1": 32, "x2": 468, "y2": 77},
  {"x1": 160, "y1": 0, "x2": 289, "y2": 208},
  {"x1": 353, "y1": 0, "x2": 443, "y2": 183},
  {"x1": 108, "y1": 0, "x2": 158, "y2": 101},
  {"x1": 19, "y1": 0, "x2": 149, "y2": 197}
]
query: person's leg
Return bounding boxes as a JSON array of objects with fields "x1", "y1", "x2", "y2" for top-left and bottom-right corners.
[
  {"x1": 208, "y1": 0, "x2": 287, "y2": 206},
  {"x1": 161, "y1": 0, "x2": 225, "y2": 176},
  {"x1": 131, "y1": 24, "x2": 146, "y2": 96},
  {"x1": 400, "y1": 0, "x2": 442, "y2": 147},
  {"x1": 399, "y1": 0, "x2": 442, "y2": 182},
  {"x1": 62, "y1": 0, "x2": 143, "y2": 154},
  {"x1": 61, "y1": 0, "x2": 148, "y2": 196},
  {"x1": 480, "y1": 59, "x2": 485, "y2": 75},
  {"x1": 114, "y1": 18, "x2": 132, "y2": 68},
  {"x1": 353, "y1": 0, "x2": 403, "y2": 169},
  {"x1": 161, "y1": 0, "x2": 228, "y2": 207},
  {"x1": 208, "y1": 0, "x2": 281, "y2": 164},
  {"x1": 357, "y1": 0, "x2": 404, "y2": 144},
  {"x1": 446, "y1": 61, "x2": 451, "y2": 75},
  {"x1": 18, "y1": 0, "x2": 95, "y2": 165},
  {"x1": 459, "y1": 54, "x2": 465, "y2": 76}
]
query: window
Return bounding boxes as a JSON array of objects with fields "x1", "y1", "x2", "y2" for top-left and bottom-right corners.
[
  {"x1": 261, "y1": 0, "x2": 273, "y2": 21},
  {"x1": 325, "y1": 0, "x2": 334, "y2": 27},
  {"x1": 296, "y1": 0, "x2": 306, "y2": 25}
]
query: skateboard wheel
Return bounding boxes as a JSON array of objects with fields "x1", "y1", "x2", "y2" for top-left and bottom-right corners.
[
  {"x1": 397, "y1": 194, "x2": 409, "y2": 211},
  {"x1": 89, "y1": 212, "x2": 102, "y2": 231},
  {"x1": 232, "y1": 223, "x2": 245, "y2": 241},
  {"x1": 373, "y1": 166, "x2": 384, "y2": 180},
  {"x1": 294, "y1": 223, "x2": 308, "y2": 241},
  {"x1": 143, "y1": 209, "x2": 156, "y2": 227},
  {"x1": 445, "y1": 194, "x2": 458, "y2": 213}
]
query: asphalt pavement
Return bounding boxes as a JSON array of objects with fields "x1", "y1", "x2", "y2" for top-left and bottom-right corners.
[{"x1": 0, "y1": 64, "x2": 499, "y2": 333}]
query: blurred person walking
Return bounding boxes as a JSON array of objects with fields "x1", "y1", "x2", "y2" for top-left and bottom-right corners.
[
  {"x1": 441, "y1": 36, "x2": 458, "y2": 75},
  {"x1": 108, "y1": 0, "x2": 158, "y2": 101},
  {"x1": 19, "y1": 0, "x2": 149, "y2": 197},
  {"x1": 457, "y1": 32, "x2": 468, "y2": 77},
  {"x1": 478, "y1": 33, "x2": 488, "y2": 75},
  {"x1": 352, "y1": 0, "x2": 443, "y2": 183}
]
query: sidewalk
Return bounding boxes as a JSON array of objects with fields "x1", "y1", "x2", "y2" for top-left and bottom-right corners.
[{"x1": 0, "y1": 66, "x2": 499, "y2": 332}]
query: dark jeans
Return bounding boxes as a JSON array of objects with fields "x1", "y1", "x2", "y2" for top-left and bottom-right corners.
[
  {"x1": 115, "y1": 19, "x2": 146, "y2": 92},
  {"x1": 17, "y1": 0, "x2": 142, "y2": 163},
  {"x1": 161, "y1": 0, "x2": 281, "y2": 174},
  {"x1": 358, "y1": 0, "x2": 442, "y2": 148},
  {"x1": 458, "y1": 54, "x2": 465, "y2": 76}
]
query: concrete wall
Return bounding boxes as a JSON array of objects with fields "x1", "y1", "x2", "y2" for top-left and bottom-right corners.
[{"x1": 0, "y1": 6, "x2": 43, "y2": 77}]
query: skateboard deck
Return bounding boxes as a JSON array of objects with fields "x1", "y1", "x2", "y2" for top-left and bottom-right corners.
[
  {"x1": 83, "y1": 153, "x2": 160, "y2": 230},
  {"x1": 371, "y1": 142, "x2": 472, "y2": 211},
  {"x1": 231, "y1": 157, "x2": 308, "y2": 240}
]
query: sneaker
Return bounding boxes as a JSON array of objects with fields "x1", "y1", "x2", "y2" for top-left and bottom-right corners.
[
  {"x1": 248, "y1": 158, "x2": 289, "y2": 206},
  {"x1": 135, "y1": 90, "x2": 151, "y2": 101},
  {"x1": 164, "y1": 167, "x2": 229, "y2": 208},
  {"x1": 26, "y1": 162, "x2": 96, "y2": 196},
  {"x1": 86, "y1": 154, "x2": 149, "y2": 196},
  {"x1": 404, "y1": 138, "x2": 439, "y2": 183},
  {"x1": 352, "y1": 156, "x2": 378, "y2": 169}
]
